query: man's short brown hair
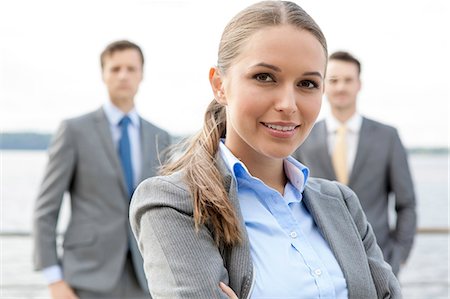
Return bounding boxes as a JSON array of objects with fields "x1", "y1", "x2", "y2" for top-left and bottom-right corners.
[
  {"x1": 329, "y1": 51, "x2": 361, "y2": 75},
  {"x1": 100, "y1": 40, "x2": 144, "y2": 69}
]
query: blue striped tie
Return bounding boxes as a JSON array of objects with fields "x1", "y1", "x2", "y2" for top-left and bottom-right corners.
[{"x1": 118, "y1": 116, "x2": 134, "y2": 198}]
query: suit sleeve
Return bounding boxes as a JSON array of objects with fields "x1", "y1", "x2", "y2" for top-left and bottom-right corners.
[
  {"x1": 337, "y1": 184, "x2": 402, "y2": 298},
  {"x1": 130, "y1": 178, "x2": 229, "y2": 299},
  {"x1": 388, "y1": 129, "x2": 417, "y2": 268},
  {"x1": 33, "y1": 120, "x2": 76, "y2": 270}
]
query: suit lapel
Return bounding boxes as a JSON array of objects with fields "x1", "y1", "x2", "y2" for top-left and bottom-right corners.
[
  {"x1": 139, "y1": 119, "x2": 158, "y2": 182},
  {"x1": 316, "y1": 121, "x2": 336, "y2": 179},
  {"x1": 94, "y1": 108, "x2": 128, "y2": 197},
  {"x1": 302, "y1": 184, "x2": 371, "y2": 297},
  {"x1": 217, "y1": 157, "x2": 254, "y2": 299},
  {"x1": 349, "y1": 118, "x2": 371, "y2": 185}
]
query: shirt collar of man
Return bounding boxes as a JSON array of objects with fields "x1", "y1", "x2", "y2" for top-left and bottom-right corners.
[
  {"x1": 103, "y1": 101, "x2": 140, "y2": 128},
  {"x1": 325, "y1": 112, "x2": 362, "y2": 134},
  {"x1": 218, "y1": 140, "x2": 309, "y2": 195}
]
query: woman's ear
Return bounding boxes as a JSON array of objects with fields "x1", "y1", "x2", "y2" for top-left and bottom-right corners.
[{"x1": 209, "y1": 67, "x2": 227, "y2": 105}]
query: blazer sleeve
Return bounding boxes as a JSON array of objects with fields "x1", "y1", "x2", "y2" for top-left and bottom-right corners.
[
  {"x1": 388, "y1": 129, "x2": 417, "y2": 267},
  {"x1": 33, "y1": 120, "x2": 77, "y2": 270},
  {"x1": 130, "y1": 177, "x2": 229, "y2": 299},
  {"x1": 337, "y1": 183, "x2": 402, "y2": 298}
]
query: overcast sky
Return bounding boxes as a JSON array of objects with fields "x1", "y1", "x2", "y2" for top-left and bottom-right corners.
[{"x1": 1, "y1": 0, "x2": 448, "y2": 147}]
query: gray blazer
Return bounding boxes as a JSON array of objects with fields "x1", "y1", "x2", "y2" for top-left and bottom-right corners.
[
  {"x1": 130, "y1": 154, "x2": 401, "y2": 299},
  {"x1": 33, "y1": 107, "x2": 171, "y2": 293},
  {"x1": 293, "y1": 118, "x2": 416, "y2": 274}
]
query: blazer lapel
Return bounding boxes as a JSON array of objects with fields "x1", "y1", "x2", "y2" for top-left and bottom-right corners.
[
  {"x1": 94, "y1": 108, "x2": 128, "y2": 198},
  {"x1": 217, "y1": 157, "x2": 254, "y2": 299},
  {"x1": 349, "y1": 118, "x2": 371, "y2": 185},
  {"x1": 316, "y1": 121, "x2": 336, "y2": 179},
  {"x1": 302, "y1": 184, "x2": 372, "y2": 298},
  {"x1": 139, "y1": 119, "x2": 153, "y2": 181}
]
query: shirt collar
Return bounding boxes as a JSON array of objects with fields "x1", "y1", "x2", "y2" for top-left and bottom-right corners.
[
  {"x1": 325, "y1": 113, "x2": 362, "y2": 134},
  {"x1": 103, "y1": 101, "x2": 140, "y2": 128},
  {"x1": 218, "y1": 140, "x2": 309, "y2": 193}
]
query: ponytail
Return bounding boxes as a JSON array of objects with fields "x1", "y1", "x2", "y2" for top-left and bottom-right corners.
[{"x1": 161, "y1": 100, "x2": 242, "y2": 246}]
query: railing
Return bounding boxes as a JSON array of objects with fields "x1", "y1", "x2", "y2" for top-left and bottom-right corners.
[{"x1": 3, "y1": 228, "x2": 449, "y2": 237}]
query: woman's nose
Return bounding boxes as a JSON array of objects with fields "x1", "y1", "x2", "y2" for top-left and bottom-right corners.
[{"x1": 274, "y1": 87, "x2": 297, "y2": 114}]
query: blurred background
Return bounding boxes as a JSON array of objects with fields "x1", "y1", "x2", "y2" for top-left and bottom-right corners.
[{"x1": 1, "y1": 0, "x2": 448, "y2": 298}]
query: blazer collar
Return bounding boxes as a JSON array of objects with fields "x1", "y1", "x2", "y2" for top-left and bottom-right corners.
[{"x1": 216, "y1": 154, "x2": 254, "y2": 299}]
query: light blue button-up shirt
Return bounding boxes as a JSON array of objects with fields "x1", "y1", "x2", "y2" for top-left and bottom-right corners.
[{"x1": 219, "y1": 142, "x2": 348, "y2": 299}]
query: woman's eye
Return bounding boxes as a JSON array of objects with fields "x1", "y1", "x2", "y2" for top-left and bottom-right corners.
[
  {"x1": 299, "y1": 80, "x2": 318, "y2": 89},
  {"x1": 254, "y1": 73, "x2": 274, "y2": 82}
]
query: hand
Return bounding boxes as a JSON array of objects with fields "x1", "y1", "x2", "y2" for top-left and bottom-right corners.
[
  {"x1": 48, "y1": 280, "x2": 79, "y2": 299},
  {"x1": 220, "y1": 282, "x2": 238, "y2": 299}
]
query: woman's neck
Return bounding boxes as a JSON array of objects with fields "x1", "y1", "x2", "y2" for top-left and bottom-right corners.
[{"x1": 243, "y1": 156, "x2": 287, "y2": 195}]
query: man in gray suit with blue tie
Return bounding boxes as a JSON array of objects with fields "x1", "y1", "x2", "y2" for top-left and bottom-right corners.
[
  {"x1": 33, "y1": 40, "x2": 171, "y2": 298},
  {"x1": 293, "y1": 51, "x2": 416, "y2": 276}
]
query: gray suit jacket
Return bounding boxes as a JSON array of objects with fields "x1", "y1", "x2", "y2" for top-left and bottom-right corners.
[
  {"x1": 33, "y1": 107, "x2": 171, "y2": 293},
  {"x1": 130, "y1": 154, "x2": 401, "y2": 299},
  {"x1": 293, "y1": 118, "x2": 416, "y2": 274}
]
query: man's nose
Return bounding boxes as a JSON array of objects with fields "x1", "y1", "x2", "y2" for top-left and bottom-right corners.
[{"x1": 118, "y1": 69, "x2": 129, "y2": 80}]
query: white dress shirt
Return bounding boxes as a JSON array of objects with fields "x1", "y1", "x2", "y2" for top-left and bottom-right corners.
[{"x1": 325, "y1": 113, "x2": 363, "y2": 177}]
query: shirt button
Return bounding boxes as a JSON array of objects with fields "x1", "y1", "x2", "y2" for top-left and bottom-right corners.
[
  {"x1": 314, "y1": 269, "x2": 322, "y2": 276},
  {"x1": 289, "y1": 231, "x2": 297, "y2": 238}
]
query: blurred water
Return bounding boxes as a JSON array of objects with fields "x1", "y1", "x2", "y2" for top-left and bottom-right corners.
[{"x1": 1, "y1": 150, "x2": 448, "y2": 232}]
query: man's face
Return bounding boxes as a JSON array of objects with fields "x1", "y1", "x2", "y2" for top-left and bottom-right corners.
[
  {"x1": 102, "y1": 49, "x2": 143, "y2": 104},
  {"x1": 325, "y1": 60, "x2": 361, "y2": 111}
]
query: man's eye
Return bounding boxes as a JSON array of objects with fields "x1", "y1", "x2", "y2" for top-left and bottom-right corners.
[
  {"x1": 254, "y1": 73, "x2": 274, "y2": 82},
  {"x1": 299, "y1": 80, "x2": 318, "y2": 89}
]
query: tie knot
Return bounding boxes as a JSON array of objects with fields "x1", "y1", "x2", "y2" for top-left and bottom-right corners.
[
  {"x1": 336, "y1": 124, "x2": 347, "y2": 134},
  {"x1": 119, "y1": 115, "x2": 131, "y2": 128}
]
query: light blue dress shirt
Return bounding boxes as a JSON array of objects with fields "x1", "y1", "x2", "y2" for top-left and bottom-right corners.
[
  {"x1": 219, "y1": 142, "x2": 348, "y2": 299},
  {"x1": 42, "y1": 102, "x2": 142, "y2": 284}
]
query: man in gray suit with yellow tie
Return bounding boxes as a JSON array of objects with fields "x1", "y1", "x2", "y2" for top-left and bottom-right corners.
[
  {"x1": 294, "y1": 51, "x2": 416, "y2": 276},
  {"x1": 33, "y1": 40, "x2": 171, "y2": 298}
]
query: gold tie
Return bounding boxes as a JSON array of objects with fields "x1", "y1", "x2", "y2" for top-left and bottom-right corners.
[{"x1": 332, "y1": 124, "x2": 348, "y2": 185}]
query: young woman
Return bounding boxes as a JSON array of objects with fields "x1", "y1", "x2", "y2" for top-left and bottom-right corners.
[{"x1": 130, "y1": 1, "x2": 401, "y2": 298}]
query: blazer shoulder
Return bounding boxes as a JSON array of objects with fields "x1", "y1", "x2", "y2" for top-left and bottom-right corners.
[
  {"x1": 62, "y1": 109, "x2": 99, "y2": 130},
  {"x1": 140, "y1": 118, "x2": 170, "y2": 135},
  {"x1": 307, "y1": 177, "x2": 355, "y2": 200},
  {"x1": 363, "y1": 117, "x2": 398, "y2": 135},
  {"x1": 131, "y1": 171, "x2": 192, "y2": 212}
]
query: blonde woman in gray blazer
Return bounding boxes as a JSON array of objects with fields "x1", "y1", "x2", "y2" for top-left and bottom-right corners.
[{"x1": 131, "y1": 2, "x2": 400, "y2": 298}]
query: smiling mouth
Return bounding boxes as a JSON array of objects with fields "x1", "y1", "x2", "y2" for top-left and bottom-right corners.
[{"x1": 262, "y1": 122, "x2": 299, "y2": 132}]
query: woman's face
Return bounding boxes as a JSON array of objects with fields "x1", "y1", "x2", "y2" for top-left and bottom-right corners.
[{"x1": 212, "y1": 25, "x2": 326, "y2": 164}]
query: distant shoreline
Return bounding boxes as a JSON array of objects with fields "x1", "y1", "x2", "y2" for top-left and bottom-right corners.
[{"x1": 1, "y1": 132, "x2": 448, "y2": 154}]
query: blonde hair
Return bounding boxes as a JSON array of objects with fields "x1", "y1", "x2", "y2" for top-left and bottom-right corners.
[{"x1": 161, "y1": 1, "x2": 327, "y2": 246}]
